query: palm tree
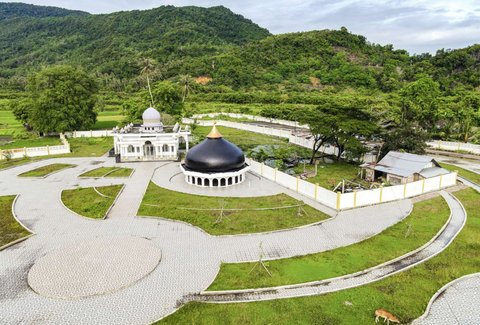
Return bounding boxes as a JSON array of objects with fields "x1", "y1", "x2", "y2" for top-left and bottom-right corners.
[
  {"x1": 140, "y1": 58, "x2": 156, "y2": 107},
  {"x1": 179, "y1": 74, "x2": 193, "y2": 103}
]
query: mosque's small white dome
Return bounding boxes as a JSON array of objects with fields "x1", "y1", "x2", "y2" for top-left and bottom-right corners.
[{"x1": 142, "y1": 107, "x2": 161, "y2": 127}]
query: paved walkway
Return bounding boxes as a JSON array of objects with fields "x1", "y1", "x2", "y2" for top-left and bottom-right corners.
[
  {"x1": 0, "y1": 157, "x2": 415, "y2": 324},
  {"x1": 185, "y1": 192, "x2": 466, "y2": 303},
  {"x1": 413, "y1": 273, "x2": 480, "y2": 325}
]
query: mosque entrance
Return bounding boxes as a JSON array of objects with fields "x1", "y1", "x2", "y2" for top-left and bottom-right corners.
[{"x1": 143, "y1": 141, "x2": 155, "y2": 158}]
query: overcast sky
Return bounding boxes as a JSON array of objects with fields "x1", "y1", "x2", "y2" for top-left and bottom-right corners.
[{"x1": 4, "y1": 0, "x2": 480, "y2": 54}]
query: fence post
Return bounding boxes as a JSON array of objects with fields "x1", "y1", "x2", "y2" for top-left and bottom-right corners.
[
  {"x1": 315, "y1": 183, "x2": 318, "y2": 200},
  {"x1": 24, "y1": 147, "x2": 27, "y2": 156},
  {"x1": 274, "y1": 168, "x2": 277, "y2": 182},
  {"x1": 353, "y1": 191, "x2": 357, "y2": 208},
  {"x1": 336, "y1": 192, "x2": 341, "y2": 210},
  {"x1": 90, "y1": 130, "x2": 93, "y2": 137},
  {"x1": 296, "y1": 176, "x2": 299, "y2": 192},
  {"x1": 421, "y1": 179, "x2": 425, "y2": 193},
  {"x1": 403, "y1": 183, "x2": 407, "y2": 198},
  {"x1": 379, "y1": 186, "x2": 383, "y2": 202},
  {"x1": 439, "y1": 174, "x2": 443, "y2": 188},
  {"x1": 47, "y1": 145, "x2": 50, "y2": 155}
]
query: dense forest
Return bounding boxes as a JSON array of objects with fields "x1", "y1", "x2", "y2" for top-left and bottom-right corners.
[{"x1": 0, "y1": 3, "x2": 479, "y2": 145}]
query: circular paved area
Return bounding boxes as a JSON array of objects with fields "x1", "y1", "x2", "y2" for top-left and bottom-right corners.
[
  {"x1": 28, "y1": 237, "x2": 162, "y2": 299},
  {"x1": 0, "y1": 157, "x2": 417, "y2": 324}
]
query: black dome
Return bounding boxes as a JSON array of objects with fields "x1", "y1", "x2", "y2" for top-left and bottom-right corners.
[{"x1": 184, "y1": 129, "x2": 246, "y2": 173}]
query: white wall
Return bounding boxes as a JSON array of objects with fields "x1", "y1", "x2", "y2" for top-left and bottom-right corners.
[
  {"x1": 427, "y1": 140, "x2": 480, "y2": 155},
  {"x1": 0, "y1": 134, "x2": 70, "y2": 160},
  {"x1": 191, "y1": 112, "x2": 310, "y2": 129},
  {"x1": 65, "y1": 130, "x2": 114, "y2": 138},
  {"x1": 246, "y1": 157, "x2": 457, "y2": 210}
]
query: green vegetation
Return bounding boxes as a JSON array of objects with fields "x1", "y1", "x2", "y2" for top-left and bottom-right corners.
[
  {"x1": 294, "y1": 161, "x2": 360, "y2": 189},
  {"x1": 0, "y1": 195, "x2": 30, "y2": 247},
  {"x1": 12, "y1": 66, "x2": 98, "y2": 133},
  {"x1": 91, "y1": 111, "x2": 123, "y2": 130},
  {"x1": 138, "y1": 182, "x2": 329, "y2": 235},
  {"x1": 192, "y1": 125, "x2": 287, "y2": 149},
  {"x1": 61, "y1": 185, "x2": 123, "y2": 219},
  {"x1": 209, "y1": 196, "x2": 449, "y2": 290},
  {"x1": 67, "y1": 137, "x2": 112, "y2": 157},
  {"x1": 80, "y1": 167, "x2": 133, "y2": 178},
  {"x1": 441, "y1": 162, "x2": 480, "y2": 184},
  {"x1": 0, "y1": 137, "x2": 61, "y2": 150},
  {"x1": 158, "y1": 188, "x2": 480, "y2": 325},
  {"x1": 18, "y1": 163, "x2": 74, "y2": 177}
]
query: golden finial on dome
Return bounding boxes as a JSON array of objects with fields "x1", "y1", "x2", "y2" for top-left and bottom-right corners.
[{"x1": 207, "y1": 122, "x2": 222, "y2": 139}]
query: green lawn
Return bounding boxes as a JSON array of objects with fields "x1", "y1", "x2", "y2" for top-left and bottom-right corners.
[
  {"x1": 0, "y1": 195, "x2": 30, "y2": 247},
  {"x1": 440, "y1": 162, "x2": 480, "y2": 184},
  {"x1": 61, "y1": 185, "x2": 123, "y2": 219},
  {"x1": 138, "y1": 182, "x2": 329, "y2": 235},
  {"x1": 157, "y1": 188, "x2": 480, "y2": 325},
  {"x1": 79, "y1": 167, "x2": 133, "y2": 178},
  {"x1": 18, "y1": 163, "x2": 75, "y2": 177},
  {"x1": 294, "y1": 161, "x2": 361, "y2": 190},
  {"x1": 185, "y1": 101, "x2": 316, "y2": 116},
  {"x1": 193, "y1": 125, "x2": 289, "y2": 149},
  {"x1": 91, "y1": 111, "x2": 123, "y2": 130},
  {"x1": 208, "y1": 196, "x2": 449, "y2": 290},
  {"x1": 0, "y1": 136, "x2": 62, "y2": 150},
  {"x1": 67, "y1": 137, "x2": 113, "y2": 157},
  {"x1": 0, "y1": 137, "x2": 114, "y2": 171}
]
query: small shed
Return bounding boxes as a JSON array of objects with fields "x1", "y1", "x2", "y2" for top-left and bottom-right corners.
[{"x1": 360, "y1": 151, "x2": 449, "y2": 185}]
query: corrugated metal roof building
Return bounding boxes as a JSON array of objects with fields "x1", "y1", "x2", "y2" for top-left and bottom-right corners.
[{"x1": 360, "y1": 151, "x2": 450, "y2": 185}]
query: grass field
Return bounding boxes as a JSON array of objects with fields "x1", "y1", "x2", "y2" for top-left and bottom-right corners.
[
  {"x1": 294, "y1": 161, "x2": 361, "y2": 190},
  {"x1": 157, "y1": 188, "x2": 480, "y2": 325},
  {"x1": 185, "y1": 101, "x2": 316, "y2": 115},
  {"x1": 18, "y1": 163, "x2": 75, "y2": 177},
  {"x1": 61, "y1": 185, "x2": 123, "y2": 219},
  {"x1": 91, "y1": 111, "x2": 124, "y2": 130},
  {"x1": 192, "y1": 125, "x2": 289, "y2": 149},
  {"x1": 0, "y1": 195, "x2": 30, "y2": 248},
  {"x1": 0, "y1": 137, "x2": 62, "y2": 150},
  {"x1": 138, "y1": 182, "x2": 329, "y2": 235},
  {"x1": 441, "y1": 162, "x2": 480, "y2": 184},
  {"x1": 208, "y1": 196, "x2": 449, "y2": 290},
  {"x1": 79, "y1": 167, "x2": 133, "y2": 178}
]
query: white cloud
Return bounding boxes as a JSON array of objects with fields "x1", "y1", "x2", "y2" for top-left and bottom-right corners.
[{"x1": 2, "y1": 0, "x2": 479, "y2": 53}]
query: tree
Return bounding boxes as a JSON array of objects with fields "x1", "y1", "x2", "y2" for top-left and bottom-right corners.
[
  {"x1": 382, "y1": 124, "x2": 428, "y2": 155},
  {"x1": 16, "y1": 65, "x2": 98, "y2": 133},
  {"x1": 399, "y1": 76, "x2": 441, "y2": 130},
  {"x1": 151, "y1": 81, "x2": 184, "y2": 116},
  {"x1": 299, "y1": 102, "x2": 377, "y2": 163},
  {"x1": 179, "y1": 74, "x2": 194, "y2": 102},
  {"x1": 140, "y1": 58, "x2": 156, "y2": 107}
]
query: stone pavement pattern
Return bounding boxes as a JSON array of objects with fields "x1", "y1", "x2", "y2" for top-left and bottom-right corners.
[
  {"x1": 188, "y1": 191, "x2": 466, "y2": 303},
  {"x1": 0, "y1": 157, "x2": 434, "y2": 324},
  {"x1": 414, "y1": 273, "x2": 480, "y2": 325}
]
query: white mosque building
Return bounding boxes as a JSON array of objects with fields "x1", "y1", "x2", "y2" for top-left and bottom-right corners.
[{"x1": 113, "y1": 107, "x2": 190, "y2": 162}]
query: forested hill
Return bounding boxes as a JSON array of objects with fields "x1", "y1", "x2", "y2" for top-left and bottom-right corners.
[
  {"x1": 0, "y1": 2, "x2": 479, "y2": 93},
  {"x1": 0, "y1": 4, "x2": 270, "y2": 79},
  {"x1": 0, "y1": 2, "x2": 88, "y2": 19}
]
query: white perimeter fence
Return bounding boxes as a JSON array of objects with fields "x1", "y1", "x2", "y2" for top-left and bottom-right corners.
[
  {"x1": 190, "y1": 112, "x2": 310, "y2": 129},
  {"x1": 246, "y1": 158, "x2": 457, "y2": 210},
  {"x1": 0, "y1": 133, "x2": 70, "y2": 160},
  {"x1": 427, "y1": 140, "x2": 480, "y2": 155},
  {"x1": 65, "y1": 130, "x2": 114, "y2": 138}
]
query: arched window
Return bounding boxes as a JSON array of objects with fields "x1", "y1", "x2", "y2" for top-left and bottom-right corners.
[
  {"x1": 220, "y1": 178, "x2": 226, "y2": 186},
  {"x1": 204, "y1": 178, "x2": 210, "y2": 187},
  {"x1": 163, "y1": 144, "x2": 169, "y2": 152},
  {"x1": 127, "y1": 145, "x2": 134, "y2": 153},
  {"x1": 213, "y1": 179, "x2": 218, "y2": 186},
  {"x1": 228, "y1": 177, "x2": 233, "y2": 185}
]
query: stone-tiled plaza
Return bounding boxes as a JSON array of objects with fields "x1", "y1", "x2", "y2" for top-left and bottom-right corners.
[{"x1": 0, "y1": 157, "x2": 477, "y2": 324}]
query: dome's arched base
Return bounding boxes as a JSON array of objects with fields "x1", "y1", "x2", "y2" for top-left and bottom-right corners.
[{"x1": 180, "y1": 164, "x2": 250, "y2": 187}]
